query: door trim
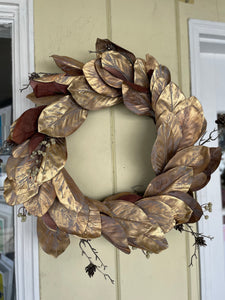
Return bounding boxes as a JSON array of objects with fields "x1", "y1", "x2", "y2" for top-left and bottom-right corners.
[
  {"x1": 189, "y1": 19, "x2": 225, "y2": 300},
  {"x1": 0, "y1": 1, "x2": 39, "y2": 300}
]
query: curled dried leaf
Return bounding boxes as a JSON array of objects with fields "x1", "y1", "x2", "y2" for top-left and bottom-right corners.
[
  {"x1": 51, "y1": 55, "x2": 84, "y2": 76},
  {"x1": 30, "y1": 80, "x2": 68, "y2": 98}
]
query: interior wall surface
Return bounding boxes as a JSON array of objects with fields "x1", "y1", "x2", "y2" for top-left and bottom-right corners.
[{"x1": 33, "y1": 0, "x2": 225, "y2": 299}]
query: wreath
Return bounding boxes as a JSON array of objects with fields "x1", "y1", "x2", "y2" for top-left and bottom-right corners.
[{"x1": 4, "y1": 38, "x2": 221, "y2": 277}]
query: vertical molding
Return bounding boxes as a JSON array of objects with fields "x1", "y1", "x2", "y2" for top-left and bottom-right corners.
[{"x1": 175, "y1": 0, "x2": 182, "y2": 88}]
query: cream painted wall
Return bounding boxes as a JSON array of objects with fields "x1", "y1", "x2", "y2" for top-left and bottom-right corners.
[{"x1": 34, "y1": 0, "x2": 225, "y2": 299}]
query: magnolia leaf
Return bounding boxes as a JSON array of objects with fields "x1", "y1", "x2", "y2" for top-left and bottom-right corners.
[
  {"x1": 150, "y1": 65, "x2": 171, "y2": 91},
  {"x1": 101, "y1": 214, "x2": 130, "y2": 254},
  {"x1": 169, "y1": 191, "x2": 203, "y2": 223},
  {"x1": 38, "y1": 95, "x2": 88, "y2": 137},
  {"x1": 104, "y1": 192, "x2": 142, "y2": 203},
  {"x1": 35, "y1": 73, "x2": 75, "y2": 85},
  {"x1": 37, "y1": 138, "x2": 67, "y2": 184},
  {"x1": 26, "y1": 92, "x2": 63, "y2": 106},
  {"x1": 189, "y1": 173, "x2": 210, "y2": 192},
  {"x1": 151, "y1": 114, "x2": 182, "y2": 174},
  {"x1": 151, "y1": 78, "x2": 170, "y2": 112},
  {"x1": 122, "y1": 84, "x2": 153, "y2": 116},
  {"x1": 7, "y1": 120, "x2": 17, "y2": 141},
  {"x1": 145, "y1": 54, "x2": 159, "y2": 74},
  {"x1": 83, "y1": 60, "x2": 120, "y2": 97},
  {"x1": 81, "y1": 199, "x2": 101, "y2": 239},
  {"x1": 95, "y1": 58, "x2": 123, "y2": 89},
  {"x1": 37, "y1": 217, "x2": 70, "y2": 257},
  {"x1": 164, "y1": 145, "x2": 211, "y2": 175},
  {"x1": 28, "y1": 133, "x2": 46, "y2": 154},
  {"x1": 95, "y1": 38, "x2": 136, "y2": 64},
  {"x1": 101, "y1": 51, "x2": 133, "y2": 82},
  {"x1": 11, "y1": 106, "x2": 46, "y2": 144},
  {"x1": 134, "y1": 58, "x2": 149, "y2": 88},
  {"x1": 144, "y1": 166, "x2": 193, "y2": 197},
  {"x1": 68, "y1": 76, "x2": 121, "y2": 110},
  {"x1": 52, "y1": 168, "x2": 86, "y2": 212},
  {"x1": 155, "y1": 82, "x2": 186, "y2": 120},
  {"x1": 51, "y1": 55, "x2": 84, "y2": 76},
  {"x1": 30, "y1": 80, "x2": 68, "y2": 98},
  {"x1": 137, "y1": 198, "x2": 175, "y2": 233},
  {"x1": 24, "y1": 180, "x2": 56, "y2": 217},
  {"x1": 12, "y1": 139, "x2": 30, "y2": 158},
  {"x1": 42, "y1": 212, "x2": 58, "y2": 230},
  {"x1": 204, "y1": 147, "x2": 222, "y2": 176}
]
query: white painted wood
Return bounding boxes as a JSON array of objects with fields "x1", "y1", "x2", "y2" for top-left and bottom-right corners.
[
  {"x1": 189, "y1": 19, "x2": 225, "y2": 300},
  {"x1": 0, "y1": 1, "x2": 39, "y2": 300}
]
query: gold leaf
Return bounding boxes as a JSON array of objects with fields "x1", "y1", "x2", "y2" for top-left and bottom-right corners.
[
  {"x1": 150, "y1": 65, "x2": 171, "y2": 91},
  {"x1": 51, "y1": 55, "x2": 84, "y2": 76},
  {"x1": 101, "y1": 214, "x2": 130, "y2": 254},
  {"x1": 144, "y1": 166, "x2": 193, "y2": 197},
  {"x1": 189, "y1": 172, "x2": 210, "y2": 192},
  {"x1": 134, "y1": 58, "x2": 149, "y2": 88},
  {"x1": 151, "y1": 113, "x2": 182, "y2": 174},
  {"x1": 24, "y1": 180, "x2": 56, "y2": 217},
  {"x1": 81, "y1": 199, "x2": 101, "y2": 239},
  {"x1": 12, "y1": 140, "x2": 30, "y2": 158},
  {"x1": 155, "y1": 82, "x2": 186, "y2": 120},
  {"x1": 7, "y1": 120, "x2": 17, "y2": 141},
  {"x1": 137, "y1": 198, "x2": 175, "y2": 233},
  {"x1": 145, "y1": 54, "x2": 159, "y2": 74},
  {"x1": 37, "y1": 138, "x2": 67, "y2": 184},
  {"x1": 83, "y1": 60, "x2": 120, "y2": 97},
  {"x1": 38, "y1": 95, "x2": 88, "y2": 137},
  {"x1": 122, "y1": 84, "x2": 152, "y2": 116},
  {"x1": 27, "y1": 93, "x2": 63, "y2": 106},
  {"x1": 101, "y1": 51, "x2": 133, "y2": 82},
  {"x1": 68, "y1": 76, "x2": 121, "y2": 110},
  {"x1": 204, "y1": 147, "x2": 222, "y2": 176},
  {"x1": 37, "y1": 217, "x2": 70, "y2": 257},
  {"x1": 151, "y1": 77, "x2": 170, "y2": 112},
  {"x1": 35, "y1": 73, "x2": 75, "y2": 85},
  {"x1": 95, "y1": 58, "x2": 123, "y2": 89},
  {"x1": 164, "y1": 145, "x2": 211, "y2": 175}
]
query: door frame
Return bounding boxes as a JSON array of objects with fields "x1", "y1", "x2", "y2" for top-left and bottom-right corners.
[
  {"x1": 189, "y1": 19, "x2": 225, "y2": 300},
  {"x1": 0, "y1": 1, "x2": 39, "y2": 300}
]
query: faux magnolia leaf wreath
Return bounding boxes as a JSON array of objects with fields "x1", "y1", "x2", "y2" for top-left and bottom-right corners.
[{"x1": 4, "y1": 38, "x2": 222, "y2": 280}]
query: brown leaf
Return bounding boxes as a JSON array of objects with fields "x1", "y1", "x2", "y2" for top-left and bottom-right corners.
[
  {"x1": 42, "y1": 212, "x2": 58, "y2": 230},
  {"x1": 137, "y1": 198, "x2": 175, "y2": 233},
  {"x1": 150, "y1": 65, "x2": 171, "y2": 91},
  {"x1": 51, "y1": 55, "x2": 84, "y2": 76},
  {"x1": 83, "y1": 60, "x2": 120, "y2": 97},
  {"x1": 35, "y1": 73, "x2": 75, "y2": 85},
  {"x1": 26, "y1": 92, "x2": 63, "y2": 106},
  {"x1": 38, "y1": 95, "x2": 88, "y2": 137},
  {"x1": 104, "y1": 192, "x2": 142, "y2": 203},
  {"x1": 164, "y1": 145, "x2": 211, "y2": 175},
  {"x1": 68, "y1": 76, "x2": 121, "y2": 110},
  {"x1": 37, "y1": 217, "x2": 70, "y2": 257},
  {"x1": 101, "y1": 214, "x2": 130, "y2": 254},
  {"x1": 145, "y1": 54, "x2": 159, "y2": 74},
  {"x1": 12, "y1": 139, "x2": 30, "y2": 158},
  {"x1": 151, "y1": 77, "x2": 170, "y2": 112},
  {"x1": 95, "y1": 58, "x2": 123, "y2": 89},
  {"x1": 204, "y1": 147, "x2": 222, "y2": 176},
  {"x1": 81, "y1": 199, "x2": 101, "y2": 239},
  {"x1": 29, "y1": 133, "x2": 46, "y2": 154},
  {"x1": 134, "y1": 58, "x2": 149, "y2": 88},
  {"x1": 95, "y1": 38, "x2": 136, "y2": 64},
  {"x1": 169, "y1": 191, "x2": 203, "y2": 223},
  {"x1": 7, "y1": 120, "x2": 17, "y2": 142},
  {"x1": 24, "y1": 180, "x2": 56, "y2": 217},
  {"x1": 144, "y1": 166, "x2": 193, "y2": 197},
  {"x1": 189, "y1": 173, "x2": 210, "y2": 192},
  {"x1": 11, "y1": 106, "x2": 46, "y2": 144},
  {"x1": 151, "y1": 113, "x2": 182, "y2": 174},
  {"x1": 30, "y1": 80, "x2": 68, "y2": 98},
  {"x1": 101, "y1": 51, "x2": 133, "y2": 82},
  {"x1": 122, "y1": 84, "x2": 152, "y2": 116}
]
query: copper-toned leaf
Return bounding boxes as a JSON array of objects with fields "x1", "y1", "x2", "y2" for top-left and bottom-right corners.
[
  {"x1": 95, "y1": 58, "x2": 123, "y2": 89},
  {"x1": 68, "y1": 76, "x2": 121, "y2": 110},
  {"x1": 26, "y1": 92, "x2": 63, "y2": 106},
  {"x1": 7, "y1": 120, "x2": 17, "y2": 142},
  {"x1": 52, "y1": 168, "x2": 85, "y2": 212},
  {"x1": 189, "y1": 173, "x2": 210, "y2": 192},
  {"x1": 137, "y1": 198, "x2": 175, "y2": 233},
  {"x1": 95, "y1": 38, "x2": 136, "y2": 64},
  {"x1": 11, "y1": 106, "x2": 46, "y2": 144},
  {"x1": 38, "y1": 95, "x2": 88, "y2": 137},
  {"x1": 42, "y1": 212, "x2": 58, "y2": 230},
  {"x1": 104, "y1": 192, "x2": 142, "y2": 203},
  {"x1": 101, "y1": 214, "x2": 130, "y2": 254},
  {"x1": 81, "y1": 199, "x2": 101, "y2": 239},
  {"x1": 151, "y1": 77, "x2": 170, "y2": 112},
  {"x1": 155, "y1": 82, "x2": 186, "y2": 119},
  {"x1": 164, "y1": 145, "x2": 211, "y2": 175},
  {"x1": 30, "y1": 80, "x2": 68, "y2": 98},
  {"x1": 204, "y1": 147, "x2": 222, "y2": 176},
  {"x1": 134, "y1": 58, "x2": 149, "y2": 88},
  {"x1": 169, "y1": 191, "x2": 203, "y2": 223},
  {"x1": 151, "y1": 113, "x2": 182, "y2": 174},
  {"x1": 37, "y1": 217, "x2": 70, "y2": 257},
  {"x1": 35, "y1": 73, "x2": 75, "y2": 85},
  {"x1": 144, "y1": 166, "x2": 193, "y2": 197},
  {"x1": 150, "y1": 65, "x2": 171, "y2": 91},
  {"x1": 101, "y1": 51, "x2": 133, "y2": 82},
  {"x1": 12, "y1": 139, "x2": 30, "y2": 158},
  {"x1": 29, "y1": 133, "x2": 46, "y2": 154},
  {"x1": 83, "y1": 60, "x2": 120, "y2": 97},
  {"x1": 145, "y1": 54, "x2": 159, "y2": 74},
  {"x1": 37, "y1": 138, "x2": 67, "y2": 184},
  {"x1": 51, "y1": 55, "x2": 84, "y2": 76},
  {"x1": 24, "y1": 180, "x2": 56, "y2": 217},
  {"x1": 122, "y1": 84, "x2": 153, "y2": 116}
]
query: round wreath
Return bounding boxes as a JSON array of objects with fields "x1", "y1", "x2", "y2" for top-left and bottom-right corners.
[{"x1": 4, "y1": 38, "x2": 221, "y2": 258}]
